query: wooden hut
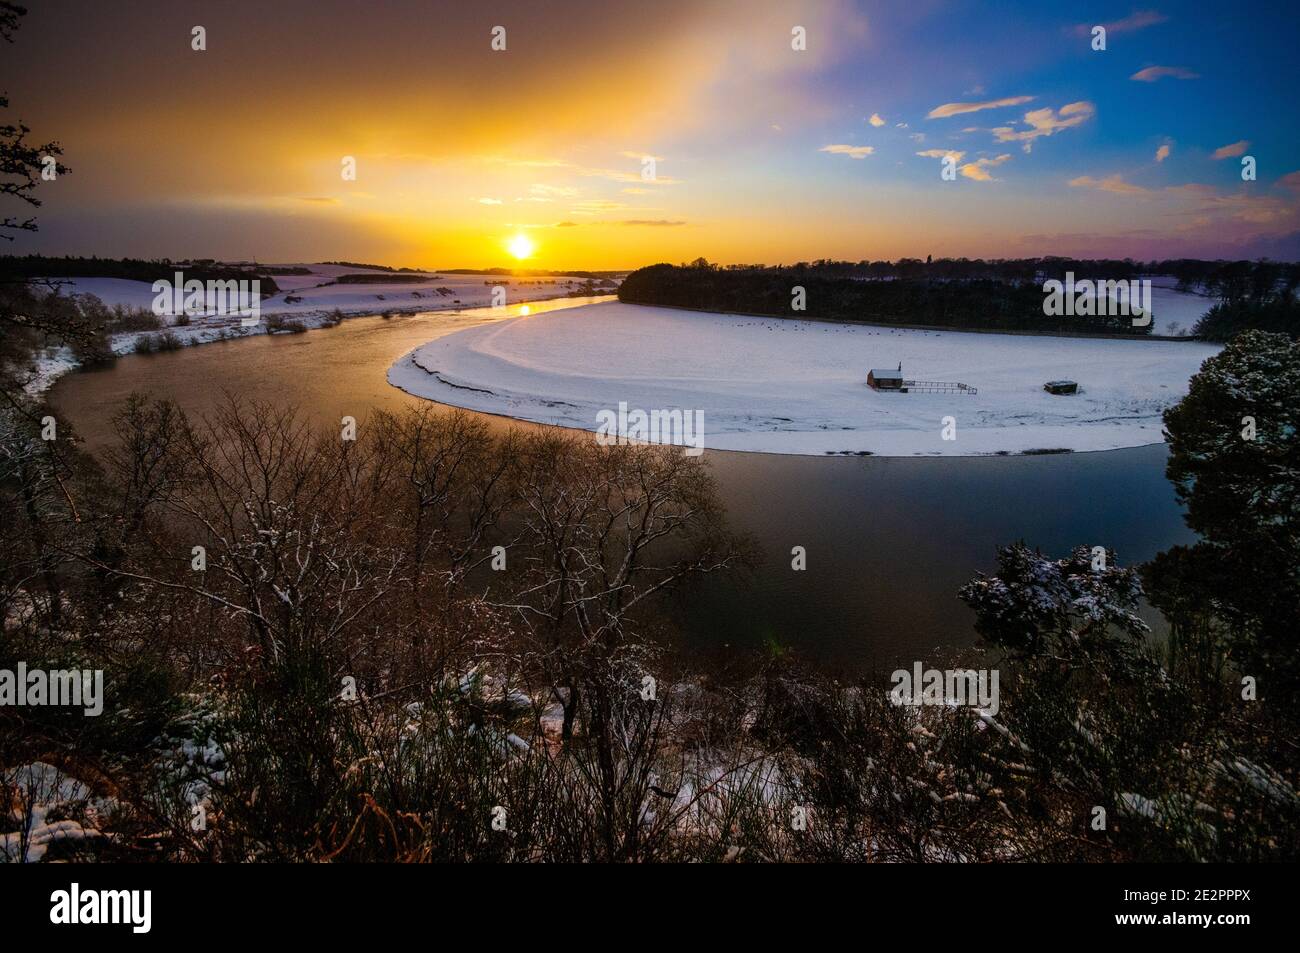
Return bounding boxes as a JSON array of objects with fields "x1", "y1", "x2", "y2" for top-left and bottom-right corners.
[{"x1": 867, "y1": 368, "x2": 905, "y2": 391}]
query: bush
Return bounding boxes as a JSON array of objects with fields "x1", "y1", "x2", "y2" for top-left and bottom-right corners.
[{"x1": 106, "y1": 306, "x2": 163, "y2": 333}]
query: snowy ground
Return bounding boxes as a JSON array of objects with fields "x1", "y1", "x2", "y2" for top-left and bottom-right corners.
[
  {"x1": 1148, "y1": 275, "x2": 1215, "y2": 336},
  {"x1": 49, "y1": 264, "x2": 594, "y2": 320},
  {"x1": 29, "y1": 264, "x2": 600, "y2": 396},
  {"x1": 389, "y1": 300, "x2": 1222, "y2": 456}
]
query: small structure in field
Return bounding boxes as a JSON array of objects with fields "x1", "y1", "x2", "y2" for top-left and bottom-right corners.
[
  {"x1": 1044, "y1": 380, "x2": 1078, "y2": 395},
  {"x1": 868, "y1": 363, "x2": 977, "y2": 395},
  {"x1": 867, "y1": 367, "x2": 905, "y2": 391}
]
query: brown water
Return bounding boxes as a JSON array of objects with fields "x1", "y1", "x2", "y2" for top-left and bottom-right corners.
[{"x1": 48, "y1": 296, "x2": 1195, "y2": 668}]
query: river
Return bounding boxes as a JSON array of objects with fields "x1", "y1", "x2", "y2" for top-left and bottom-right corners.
[{"x1": 48, "y1": 295, "x2": 1196, "y2": 668}]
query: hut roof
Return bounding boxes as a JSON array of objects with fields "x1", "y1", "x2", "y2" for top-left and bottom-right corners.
[{"x1": 869, "y1": 368, "x2": 903, "y2": 380}]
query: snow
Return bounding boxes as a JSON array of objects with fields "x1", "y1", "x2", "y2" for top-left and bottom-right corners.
[
  {"x1": 29, "y1": 264, "x2": 599, "y2": 396},
  {"x1": 388, "y1": 300, "x2": 1222, "y2": 457},
  {"x1": 23, "y1": 344, "x2": 78, "y2": 397},
  {"x1": 2, "y1": 762, "x2": 111, "y2": 862},
  {"x1": 51, "y1": 266, "x2": 589, "y2": 321},
  {"x1": 1149, "y1": 276, "x2": 1214, "y2": 335}
]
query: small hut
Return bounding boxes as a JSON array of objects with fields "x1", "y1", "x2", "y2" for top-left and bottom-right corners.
[
  {"x1": 867, "y1": 367, "x2": 904, "y2": 391},
  {"x1": 1043, "y1": 380, "x2": 1078, "y2": 395}
]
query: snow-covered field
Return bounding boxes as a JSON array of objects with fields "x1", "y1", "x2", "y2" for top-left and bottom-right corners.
[
  {"x1": 389, "y1": 300, "x2": 1222, "y2": 456},
  {"x1": 29, "y1": 264, "x2": 599, "y2": 395},
  {"x1": 52, "y1": 264, "x2": 592, "y2": 324}
]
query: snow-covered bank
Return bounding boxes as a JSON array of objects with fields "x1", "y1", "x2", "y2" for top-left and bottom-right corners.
[
  {"x1": 26, "y1": 264, "x2": 599, "y2": 397},
  {"x1": 388, "y1": 301, "x2": 1222, "y2": 457}
]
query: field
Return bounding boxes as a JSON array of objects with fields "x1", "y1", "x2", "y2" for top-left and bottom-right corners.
[{"x1": 390, "y1": 299, "x2": 1221, "y2": 456}]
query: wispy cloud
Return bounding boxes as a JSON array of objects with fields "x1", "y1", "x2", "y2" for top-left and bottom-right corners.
[
  {"x1": 486, "y1": 155, "x2": 681, "y2": 185},
  {"x1": 868, "y1": 113, "x2": 886, "y2": 127},
  {"x1": 927, "y1": 95, "x2": 1034, "y2": 119},
  {"x1": 1211, "y1": 140, "x2": 1250, "y2": 159},
  {"x1": 1155, "y1": 144, "x2": 1171, "y2": 163},
  {"x1": 569, "y1": 199, "x2": 653, "y2": 214},
  {"x1": 478, "y1": 197, "x2": 503, "y2": 205},
  {"x1": 555, "y1": 218, "x2": 688, "y2": 227},
  {"x1": 582, "y1": 167, "x2": 681, "y2": 185},
  {"x1": 916, "y1": 149, "x2": 965, "y2": 161},
  {"x1": 1071, "y1": 10, "x2": 1168, "y2": 37},
  {"x1": 1130, "y1": 65, "x2": 1199, "y2": 82},
  {"x1": 820, "y1": 144, "x2": 875, "y2": 159},
  {"x1": 992, "y1": 102, "x2": 1095, "y2": 152},
  {"x1": 529, "y1": 184, "x2": 579, "y2": 199},
  {"x1": 1069, "y1": 174, "x2": 1150, "y2": 195}
]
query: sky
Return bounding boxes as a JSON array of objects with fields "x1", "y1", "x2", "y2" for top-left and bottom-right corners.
[{"x1": 4, "y1": 0, "x2": 1299, "y2": 269}]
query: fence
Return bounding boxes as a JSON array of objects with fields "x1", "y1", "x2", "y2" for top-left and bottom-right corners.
[{"x1": 902, "y1": 380, "x2": 978, "y2": 395}]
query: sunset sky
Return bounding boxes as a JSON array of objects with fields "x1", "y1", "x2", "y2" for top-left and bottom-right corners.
[{"x1": 6, "y1": 0, "x2": 1299, "y2": 269}]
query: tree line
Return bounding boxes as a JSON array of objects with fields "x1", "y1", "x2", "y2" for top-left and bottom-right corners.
[{"x1": 618, "y1": 262, "x2": 1151, "y2": 334}]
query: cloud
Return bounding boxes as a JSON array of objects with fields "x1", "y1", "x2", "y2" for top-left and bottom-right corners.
[
  {"x1": 478, "y1": 197, "x2": 503, "y2": 205},
  {"x1": 868, "y1": 113, "x2": 886, "y2": 127},
  {"x1": 1279, "y1": 171, "x2": 1300, "y2": 192},
  {"x1": 1021, "y1": 176, "x2": 1300, "y2": 257},
  {"x1": 927, "y1": 95, "x2": 1034, "y2": 119},
  {"x1": 1072, "y1": 10, "x2": 1168, "y2": 36},
  {"x1": 820, "y1": 144, "x2": 875, "y2": 159},
  {"x1": 298, "y1": 196, "x2": 340, "y2": 204},
  {"x1": 1211, "y1": 140, "x2": 1250, "y2": 159},
  {"x1": 569, "y1": 199, "x2": 648, "y2": 214},
  {"x1": 1069, "y1": 174, "x2": 1151, "y2": 195},
  {"x1": 1155, "y1": 144, "x2": 1171, "y2": 163},
  {"x1": 1130, "y1": 65, "x2": 1199, "y2": 82},
  {"x1": 555, "y1": 221, "x2": 578, "y2": 227},
  {"x1": 1162, "y1": 182, "x2": 1297, "y2": 227},
  {"x1": 960, "y1": 154, "x2": 1012, "y2": 181},
  {"x1": 617, "y1": 219, "x2": 687, "y2": 226},
  {"x1": 916, "y1": 149, "x2": 965, "y2": 161},
  {"x1": 490, "y1": 156, "x2": 682, "y2": 185},
  {"x1": 529, "y1": 184, "x2": 579, "y2": 198},
  {"x1": 991, "y1": 101, "x2": 1095, "y2": 152}
]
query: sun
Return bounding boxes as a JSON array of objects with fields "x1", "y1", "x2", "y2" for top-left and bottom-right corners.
[{"x1": 507, "y1": 232, "x2": 535, "y2": 260}]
